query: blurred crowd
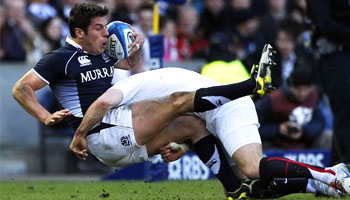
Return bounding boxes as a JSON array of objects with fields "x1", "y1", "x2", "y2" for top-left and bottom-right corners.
[
  {"x1": 0, "y1": 0, "x2": 338, "y2": 154},
  {"x1": 1, "y1": 0, "x2": 311, "y2": 67}
]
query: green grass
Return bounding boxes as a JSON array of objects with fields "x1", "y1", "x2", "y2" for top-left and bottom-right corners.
[{"x1": 0, "y1": 180, "x2": 348, "y2": 200}]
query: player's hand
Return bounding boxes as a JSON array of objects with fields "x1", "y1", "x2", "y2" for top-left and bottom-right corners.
[
  {"x1": 159, "y1": 143, "x2": 185, "y2": 162},
  {"x1": 128, "y1": 30, "x2": 144, "y2": 55},
  {"x1": 70, "y1": 135, "x2": 89, "y2": 160},
  {"x1": 45, "y1": 109, "x2": 72, "y2": 126}
]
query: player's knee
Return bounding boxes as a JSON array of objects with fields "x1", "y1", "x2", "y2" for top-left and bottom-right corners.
[{"x1": 240, "y1": 163, "x2": 260, "y2": 179}]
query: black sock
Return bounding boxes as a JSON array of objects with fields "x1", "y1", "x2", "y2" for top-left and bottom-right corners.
[
  {"x1": 194, "y1": 78, "x2": 256, "y2": 112},
  {"x1": 249, "y1": 178, "x2": 308, "y2": 198},
  {"x1": 193, "y1": 135, "x2": 240, "y2": 192},
  {"x1": 259, "y1": 157, "x2": 324, "y2": 179}
]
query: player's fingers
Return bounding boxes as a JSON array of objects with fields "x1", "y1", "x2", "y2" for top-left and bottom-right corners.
[
  {"x1": 46, "y1": 118, "x2": 56, "y2": 125},
  {"x1": 162, "y1": 155, "x2": 170, "y2": 162},
  {"x1": 160, "y1": 150, "x2": 170, "y2": 157},
  {"x1": 72, "y1": 149, "x2": 88, "y2": 160},
  {"x1": 64, "y1": 112, "x2": 73, "y2": 116}
]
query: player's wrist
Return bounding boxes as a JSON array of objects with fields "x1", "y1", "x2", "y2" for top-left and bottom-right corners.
[{"x1": 169, "y1": 142, "x2": 191, "y2": 153}]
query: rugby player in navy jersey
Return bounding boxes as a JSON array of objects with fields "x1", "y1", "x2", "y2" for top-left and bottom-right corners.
[{"x1": 12, "y1": 2, "x2": 143, "y2": 130}]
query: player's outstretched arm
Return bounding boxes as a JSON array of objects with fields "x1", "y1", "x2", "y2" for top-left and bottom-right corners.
[
  {"x1": 12, "y1": 70, "x2": 72, "y2": 125},
  {"x1": 70, "y1": 89, "x2": 123, "y2": 159}
]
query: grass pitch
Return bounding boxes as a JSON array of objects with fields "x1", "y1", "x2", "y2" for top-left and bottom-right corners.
[{"x1": 0, "y1": 180, "x2": 348, "y2": 200}]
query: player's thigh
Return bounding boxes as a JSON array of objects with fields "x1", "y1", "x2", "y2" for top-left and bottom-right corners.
[
  {"x1": 131, "y1": 93, "x2": 195, "y2": 145},
  {"x1": 145, "y1": 115, "x2": 209, "y2": 156}
]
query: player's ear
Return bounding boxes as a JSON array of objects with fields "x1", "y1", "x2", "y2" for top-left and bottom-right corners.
[{"x1": 75, "y1": 28, "x2": 85, "y2": 39}]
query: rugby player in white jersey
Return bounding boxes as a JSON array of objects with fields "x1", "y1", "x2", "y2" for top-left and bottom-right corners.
[{"x1": 70, "y1": 44, "x2": 350, "y2": 199}]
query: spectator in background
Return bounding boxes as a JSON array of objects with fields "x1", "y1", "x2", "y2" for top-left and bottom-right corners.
[
  {"x1": 110, "y1": 0, "x2": 144, "y2": 25},
  {"x1": 176, "y1": 5, "x2": 207, "y2": 59},
  {"x1": 259, "y1": 0, "x2": 288, "y2": 45},
  {"x1": 307, "y1": 0, "x2": 350, "y2": 165},
  {"x1": 228, "y1": 9, "x2": 264, "y2": 67},
  {"x1": 133, "y1": 3, "x2": 153, "y2": 70},
  {"x1": 27, "y1": 0, "x2": 58, "y2": 28},
  {"x1": 0, "y1": 0, "x2": 36, "y2": 62},
  {"x1": 198, "y1": 0, "x2": 225, "y2": 39},
  {"x1": 160, "y1": 16, "x2": 179, "y2": 62},
  {"x1": 271, "y1": 20, "x2": 315, "y2": 88},
  {"x1": 255, "y1": 68, "x2": 329, "y2": 149},
  {"x1": 205, "y1": 32, "x2": 236, "y2": 63},
  {"x1": 201, "y1": 32, "x2": 250, "y2": 84},
  {"x1": 293, "y1": 0, "x2": 307, "y2": 13},
  {"x1": 0, "y1": 3, "x2": 7, "y2": 60},
  {"x1": 90, "y1": 0, "x2": 117, "y2": 19},
  {"x1": 223, "y1": 0, "x2": 254, "y2": 33},
  {"x1": 112, "y1": 3, "x2": 149, "y2": 81},
  {"x1": 38, "y1": 17, "x2": 64, "y2": 54},
  {"x1": 60, "y1": 0, "x2": 85, "y2": 21}
]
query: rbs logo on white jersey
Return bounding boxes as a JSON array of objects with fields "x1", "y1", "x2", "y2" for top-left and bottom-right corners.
[{"x1": 78, "y1": 55, "x2": 92, "y2": 67}]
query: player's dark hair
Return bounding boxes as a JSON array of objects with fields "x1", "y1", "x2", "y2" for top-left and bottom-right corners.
[{"x1": 68, "y1": 2, "x2": 108, "y2": 38}]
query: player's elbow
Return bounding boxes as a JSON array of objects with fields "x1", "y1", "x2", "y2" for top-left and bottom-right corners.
[
  {"x1": 12, "y1": 81, "x2": 25, "y2": 102},
  {"x1": 95, "y1": 98, "x2": 115, "y2": 111},
  {"x1": 95, "y1": 89, "x2": 122, "y2": 111}
]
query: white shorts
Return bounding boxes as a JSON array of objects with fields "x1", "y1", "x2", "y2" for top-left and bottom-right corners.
[
  {"x1": 87, "y1": 105, "x2": 150, "y2": 167},
  {"x1": 111, "y1": 68, "x2": 261, "y2": 158}
]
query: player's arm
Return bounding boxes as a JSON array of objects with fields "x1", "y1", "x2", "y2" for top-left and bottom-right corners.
[
  {"x1": 70, "y1": 88, "x2": 123, "y2": 160},
  {"x1": 12, "y1": 70, "x2": 71, "y2": 125},
  {"x1": 114, "y1": 30, "x2": 144, "y2": 70}
]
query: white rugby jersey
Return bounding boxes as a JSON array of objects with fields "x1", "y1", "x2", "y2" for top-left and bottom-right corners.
[{"x1": 33, "y1": 37, "x2": 117, "y2": 130}]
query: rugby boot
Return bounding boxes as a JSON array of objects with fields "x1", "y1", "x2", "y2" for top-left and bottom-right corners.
[
  {"x1": 227, "y1": 179, "x2": 266, "y2": 200},
  {"x1": 327, "y1": 163, "x2": 350, "y2": 195},
  {"x1": 309, "y1": 179, "x2": 344, "y2": 198},
  {"x1": 251, "y1": 44, "x2": 276, "y2": 96}
]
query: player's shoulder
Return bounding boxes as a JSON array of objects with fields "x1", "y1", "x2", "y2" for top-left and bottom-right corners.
[{"x1": 39, "y1": 46, "x2": 79, "y2": 65}]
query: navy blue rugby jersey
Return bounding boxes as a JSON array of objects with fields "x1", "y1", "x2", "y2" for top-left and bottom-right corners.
[{"x1": 33, "y1": 37, "x2": 117, "y2": 130}]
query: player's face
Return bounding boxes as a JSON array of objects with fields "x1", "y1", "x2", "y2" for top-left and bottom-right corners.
[{"x1": 83, "y1": 16, "x2": 109, "y2": 55}]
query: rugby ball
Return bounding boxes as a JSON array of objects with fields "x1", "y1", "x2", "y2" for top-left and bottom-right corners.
[{"x1": 105, "y1": 21, "x2": 135, "y2": 60}]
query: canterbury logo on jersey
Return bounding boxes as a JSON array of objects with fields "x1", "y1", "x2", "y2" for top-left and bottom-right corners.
[
  {"x1": 80, "y1": 66, "x2": 114, "y2": 83},
  {"x1": 207, "y1": 159, "x2": 218, "y2": 168},
  {"x1": 78, "y1": 55, "x2": 92, "y2": 67},
  {"x1": 202, "y1": 96, "x2": 230, "y2": 107}
]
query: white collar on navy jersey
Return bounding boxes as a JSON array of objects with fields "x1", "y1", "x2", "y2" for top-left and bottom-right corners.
[
  {"x1": 66, "y1": 36, "x2": 82, "y2": 50},
  {"x1": 65, "y1": 36, "x2": 98, "y2": 55}
]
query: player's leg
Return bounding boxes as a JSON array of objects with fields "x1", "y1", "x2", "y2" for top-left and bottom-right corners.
[
  {"x1": 143, "y1": 115, "x2": 242, "y2": 194},
  {"x1": 130, "y1": 74, "x2": 270, "y2": 138},
  {"x1": 194, "y1": 43, "x2": 275, "y2": 112},
  {"x1": 231, "y1": 178, "x2": 342, "y2": 199},
  {"x1": 228, "y1": 125, "x2": 350, "y2": 195}
]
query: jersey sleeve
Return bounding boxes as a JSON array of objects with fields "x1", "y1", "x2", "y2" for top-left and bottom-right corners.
[{"x1": 33, "y1": 52, "x2": 65, "y2": 84}]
